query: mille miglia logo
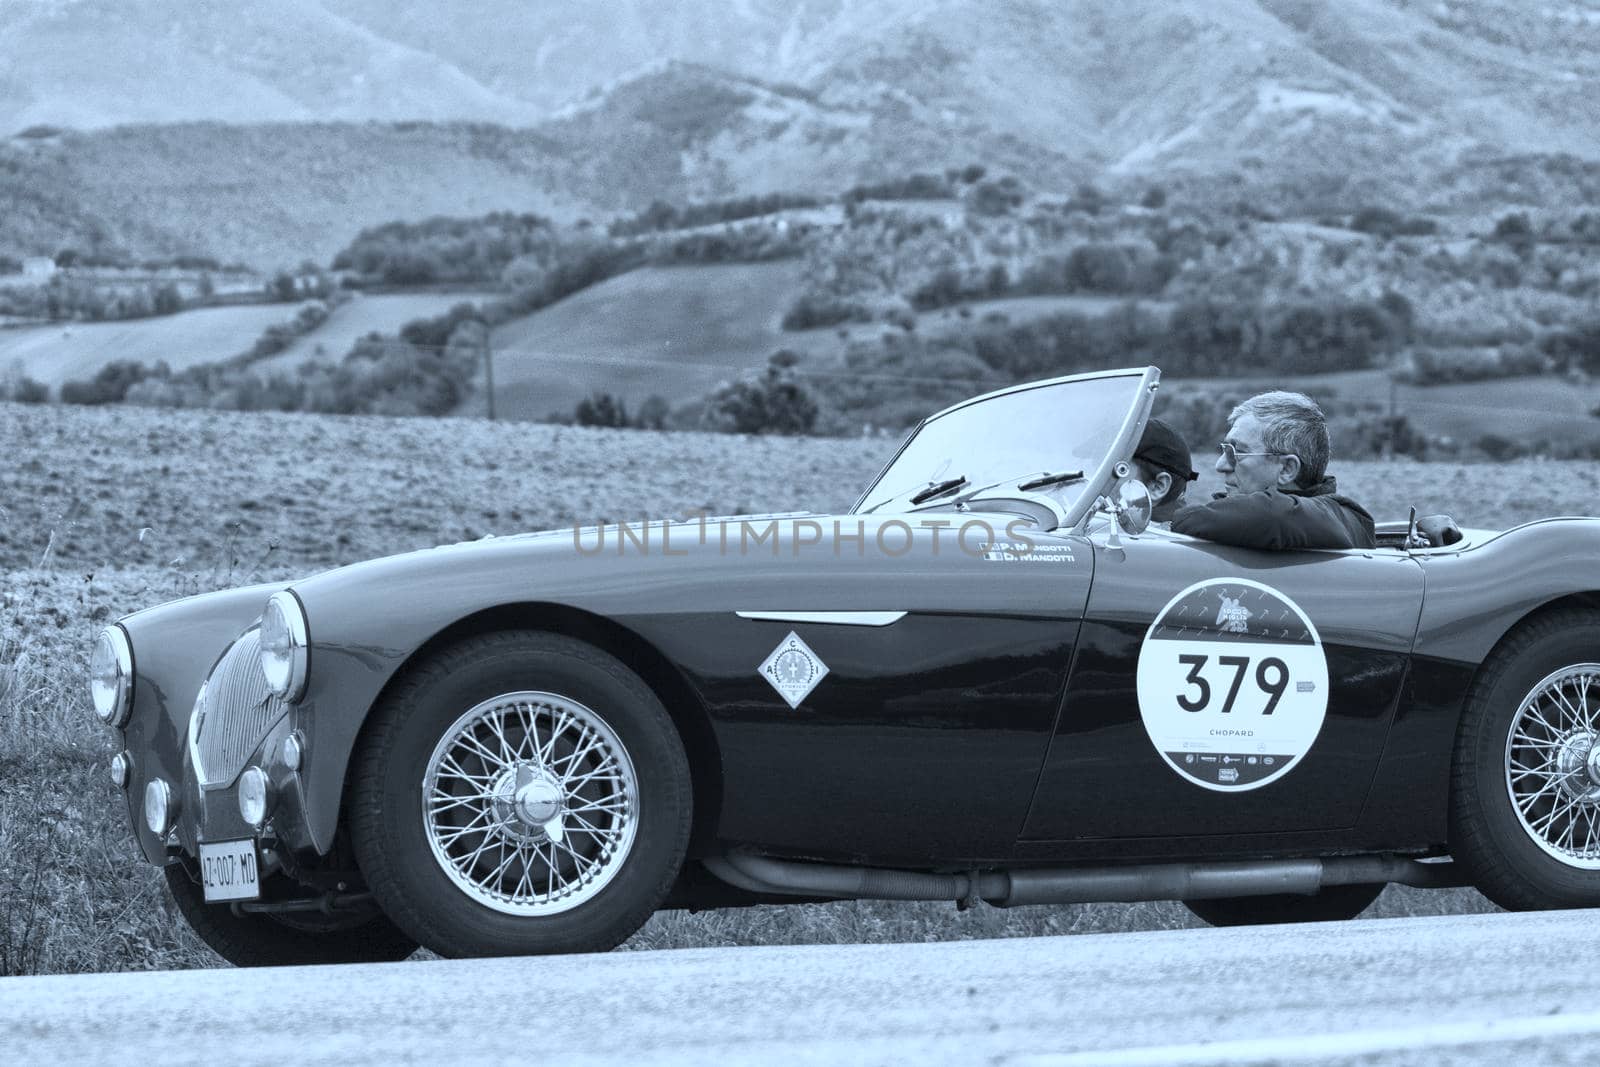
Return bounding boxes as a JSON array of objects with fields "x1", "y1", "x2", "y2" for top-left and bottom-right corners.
[{"x1": 1215, "y1": 592, "x2": 1252, "y2": 634}]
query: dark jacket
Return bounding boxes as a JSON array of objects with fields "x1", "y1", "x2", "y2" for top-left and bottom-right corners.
[{"x1": 1169, "y1": 476, "x2": 1376, "y2": 550}]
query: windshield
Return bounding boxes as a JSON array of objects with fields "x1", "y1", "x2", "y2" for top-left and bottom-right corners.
[{"x1": 852, "y1": 367, "x2": 1159, "y2": 528}]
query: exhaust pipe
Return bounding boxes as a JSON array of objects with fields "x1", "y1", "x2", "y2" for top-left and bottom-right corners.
[{"x1": 703, "y1": 852, "x2": 1465, "y2": 908}]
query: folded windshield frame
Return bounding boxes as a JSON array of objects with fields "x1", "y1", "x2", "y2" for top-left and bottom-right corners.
[{"x1": 849, "y1": 367, "x2": 1162, "y2": 532}]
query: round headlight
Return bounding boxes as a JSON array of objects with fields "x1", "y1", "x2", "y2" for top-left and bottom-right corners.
[
  {"x1": 144, "y1": 778, "x2": 173, "y2": 835},
  {"x1": 260, "y1": 591, "x2": 309, "y2": 702},
  {"x1": 110, "y1": 752, "x2": 131, "y2": 789},
  {"x1": 238, "y1": 766, "x2": 272, "y2": 829},
  {"x1": 90, "y1": 625, "x2": 134, "y2": 727}
]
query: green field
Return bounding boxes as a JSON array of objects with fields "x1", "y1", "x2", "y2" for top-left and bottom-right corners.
[
  {"x1": 0, "y1": 304, "x2": 305, "y2": 388},
  {"x1": 480, "y1": 260, "x2": 808, "y2": 420},
  {"x1": 252, "y1": 291, "x2": 498, "y2": 374}
]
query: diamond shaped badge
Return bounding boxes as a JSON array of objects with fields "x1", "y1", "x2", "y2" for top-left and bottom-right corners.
[{"x1": 758, "y1": 631, "x2": 829, "y2": 709}]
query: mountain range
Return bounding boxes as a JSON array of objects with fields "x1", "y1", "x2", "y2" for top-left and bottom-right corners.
[{"x1": 2, "y1": 0, "x2": 1598, "y2": 266}]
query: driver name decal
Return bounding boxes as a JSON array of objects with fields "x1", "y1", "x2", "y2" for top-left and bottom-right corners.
[{"x1": 1136, "y1": 578, "x2": 1329, "y2": 792}]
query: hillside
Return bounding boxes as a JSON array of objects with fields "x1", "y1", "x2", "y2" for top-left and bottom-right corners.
[{"x1": 4, "y1": 1, "x2": 1600, "y2": 267}]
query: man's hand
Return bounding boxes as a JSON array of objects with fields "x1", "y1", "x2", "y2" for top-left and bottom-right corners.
[{"x1": 1415, "y1": 514, "x2": 1463, "y2": 547}]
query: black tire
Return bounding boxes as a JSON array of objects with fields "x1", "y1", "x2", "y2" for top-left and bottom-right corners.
[
  {"x1": 348, "y1": 631, "x2": 692, "y2": 958},
  {"x1": 164, "y1": 864, "x2": 418, "y2": 967},
  {"x1": 1450, "y1": 609, "x2": 1600, "y2": 910},
  {"x1": 1184, "y1": 883, "x2": 1383, "y2": 927}
]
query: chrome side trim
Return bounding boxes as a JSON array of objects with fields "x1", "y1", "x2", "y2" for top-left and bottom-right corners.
[{"x1": 736, "y1": 611, "x2": 907, "y2": 627}]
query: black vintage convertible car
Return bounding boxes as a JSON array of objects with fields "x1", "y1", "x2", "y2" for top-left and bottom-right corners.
[{"x1": 92, "y1": 367, "x2": 1600, "y2": 964}]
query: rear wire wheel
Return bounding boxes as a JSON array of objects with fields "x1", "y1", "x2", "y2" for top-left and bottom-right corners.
[
  {"x1": 349, "y1": 631, "x2": 691, "y2": 957},
  {"x1": 1451, "y1": 609, "x2": 1600, "y2": 910}
]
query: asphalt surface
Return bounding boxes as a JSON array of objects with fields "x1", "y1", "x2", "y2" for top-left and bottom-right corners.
[{"x1": 2, "y1": 910, "x2": 1595, "y2": 1065}]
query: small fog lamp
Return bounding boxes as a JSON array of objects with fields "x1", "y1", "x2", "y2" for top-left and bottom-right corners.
[
  {"x1": 110, "y1": 752, "x2": 130, "y2": 789},
  {"x1": 280, "y1": 731, "x2": 304, "y2": 772},
  {"x1": 238, "y1": 766, "x2": 272, "y2": 829},
  {"x1": 144, "y1": 778, "x2": 174, "y2": 835}
]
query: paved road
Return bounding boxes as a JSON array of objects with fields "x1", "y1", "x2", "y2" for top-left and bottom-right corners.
[{"x1": 2, "y1": 910, "x2": 1594, "y2": 1065}]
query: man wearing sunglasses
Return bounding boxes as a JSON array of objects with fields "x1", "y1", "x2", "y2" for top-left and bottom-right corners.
[{"x1": 1170, "y1": 391, "x2": 1376, "y2": 550}]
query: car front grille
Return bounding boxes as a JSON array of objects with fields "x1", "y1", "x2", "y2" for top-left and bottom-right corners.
[{"x1": 191, "y1": 628, "x2": 288, "y2": 788}]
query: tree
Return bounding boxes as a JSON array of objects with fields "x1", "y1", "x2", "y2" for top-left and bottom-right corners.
[
  {"x1": 574, "y1": 392, "x2": 629, "y2": 427},
  {"x1": 705, "y1": 351, "x2": 818, "y2": 434},
  {"x1": 634, "y1": 395, "x2": 669, "y2": 430},
  {"x1": 1493, "y1": 212, "x2": 1535, "y2": 255},
  {"x1": 152, "y1": 282, "x2": 182, "y2": 315}
]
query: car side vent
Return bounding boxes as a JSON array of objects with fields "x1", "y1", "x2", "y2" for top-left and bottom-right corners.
[{"x1": 193, "y1": 628, "x2": 289, "y2": 788}]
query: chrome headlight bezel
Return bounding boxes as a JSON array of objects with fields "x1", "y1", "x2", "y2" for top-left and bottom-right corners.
[
  {"x1": 259, "y1": 590, "x2": 309, "y2": 703},
  {"x1": 90, "y1": 625, "x2": 134, "y2": 727}
]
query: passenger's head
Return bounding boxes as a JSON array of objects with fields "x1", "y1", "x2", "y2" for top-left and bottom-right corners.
[
  {"x1": 1133, "y1": 417, "x2": 1196, "y2": 519},
  {"x1": 1217, "y1": 391, "x2": 1330, "y2": 494}
]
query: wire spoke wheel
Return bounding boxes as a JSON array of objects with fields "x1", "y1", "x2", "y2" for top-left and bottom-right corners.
[
  {"x1": 423, "y1": 690, "x2": 640, "y2": 915},
  {"x1": 1504, "y1": 665, "x2": 1600, "y2": 870}
]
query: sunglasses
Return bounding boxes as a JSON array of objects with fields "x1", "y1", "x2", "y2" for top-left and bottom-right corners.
[{"x1": 1217, "y1": 442, "x2": 1282, "y2": 466}]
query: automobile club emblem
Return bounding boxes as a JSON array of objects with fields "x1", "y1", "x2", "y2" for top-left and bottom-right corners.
[
  {"x1": 759, "y1": 631, "x2": 829, "y2": 709},
  {"x1": 1215, "y1": 593, "x2": 1251, "y2": 634}
]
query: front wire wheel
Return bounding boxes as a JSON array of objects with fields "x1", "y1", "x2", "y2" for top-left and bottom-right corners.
[
  {"x1": 423, "y1": 691, "x2": 640, "y2": 915},
  {"x1": 350, "y1": 631, "x2": 691, "y2": 958},
  {"x1": 1503, "y1": 665, "x2": 1600, "y2": 869}
]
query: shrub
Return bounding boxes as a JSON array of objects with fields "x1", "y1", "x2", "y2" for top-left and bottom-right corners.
[
  {"x1": 1393, "y1": 345, "x2": 1550, "y2": 385},
  {"x1": 701, "y1": 351, "x2": 819, "y2": 435},
  {"x1": 574, "y1": 393, "x2": 629, "y2": 428},
  {"x1": 782, "y1": 294, "x2": 871, "y2": 331},
  {"x1": 4, "y1": 376, "x2": 48, "y2": 404},
  {"x1": 59, "y1": 360, "x2": 157, "y2": 405},
  {"x1": 608, "y1": 193, "x2": 822, "y2": 237},
  {"x1": 844, "y1": 173, "x2": 954, "y2": 204},
  {"x1": 965, "y1": 176, "x2": 1026, "y2": 216},
  {"x1": 333, "y1": 211, "x2": 556, "y2": 285},
  {"x1": 1541, "y1": 320, "x2": 1600, "y2": 373},
  {"x1": 1475, "y1": 433, "x2": 1523, "y2": 461}
]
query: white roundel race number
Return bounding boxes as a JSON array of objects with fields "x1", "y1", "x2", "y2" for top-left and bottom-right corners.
[{"x1": 1135, "y1": 578, "x2": 1329, "y2": 792}]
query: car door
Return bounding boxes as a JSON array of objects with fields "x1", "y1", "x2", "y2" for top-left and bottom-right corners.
[{"x1": 1020, "y1": 527, "x2": 1425, "y2": 843}]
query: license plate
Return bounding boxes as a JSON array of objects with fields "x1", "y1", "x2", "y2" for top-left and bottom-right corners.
[{"x1": 199, "y1": 839, "x2": 261, "y2": 902}]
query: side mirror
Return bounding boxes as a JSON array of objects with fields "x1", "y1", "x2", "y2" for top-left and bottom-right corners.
[{"x1": 1095, "y1": 474, "x2": 1152, "y2": 545}]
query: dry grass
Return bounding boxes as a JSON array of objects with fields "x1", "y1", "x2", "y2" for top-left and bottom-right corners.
[{"x1": 1, "y1": 399, "x2": 1585, "y2": 973}]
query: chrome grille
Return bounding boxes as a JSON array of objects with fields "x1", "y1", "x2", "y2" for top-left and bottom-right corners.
[{"x1": 191, "y1": 628, "x2": 288, "y2": 787}]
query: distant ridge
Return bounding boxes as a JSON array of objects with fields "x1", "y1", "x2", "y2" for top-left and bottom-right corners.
[{"x1": 2, "y1": 0, "x2": 1598, "y2": 265}]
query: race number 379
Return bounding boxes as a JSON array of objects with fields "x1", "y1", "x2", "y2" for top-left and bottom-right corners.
[{"x1": 1136, "y1": 578, "x2": 1329, "y2": 792}]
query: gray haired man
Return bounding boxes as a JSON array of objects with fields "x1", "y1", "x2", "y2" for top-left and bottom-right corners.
[{"x1": 1171, "y1": 391, "x2": 1376, "y2": 550}]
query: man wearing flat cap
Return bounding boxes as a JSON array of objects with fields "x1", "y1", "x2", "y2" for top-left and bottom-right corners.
[{"x1": 1133, "y1": 417, "x2": 1197, "y2": 527}]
